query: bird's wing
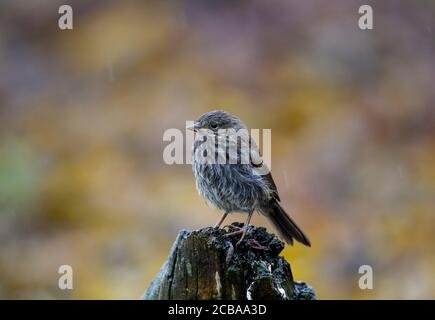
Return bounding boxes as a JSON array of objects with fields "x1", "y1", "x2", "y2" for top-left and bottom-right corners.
[
  {"x1": 264, "y1": 172, "x2": 281, "y2": 202},
  {"x1": 249, "y1": 137, "x2": 281, "y2": 202}
]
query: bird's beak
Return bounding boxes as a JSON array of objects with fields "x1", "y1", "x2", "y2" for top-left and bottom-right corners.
[{"x1": 186, "y1": 122, "x2": 199, "y2": 132}]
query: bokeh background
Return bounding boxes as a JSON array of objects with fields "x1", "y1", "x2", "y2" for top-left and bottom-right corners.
[{"x1": 0, "y1": 0, "x2": 434, "y2": 299}]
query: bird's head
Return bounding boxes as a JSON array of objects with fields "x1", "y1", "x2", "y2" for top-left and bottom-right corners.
[{"x1": 187, "y1": 110, "x2": 246, "y2": 133}]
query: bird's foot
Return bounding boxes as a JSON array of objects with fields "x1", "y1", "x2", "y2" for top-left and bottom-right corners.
[
  {"x1": 224, "y1": 229, "x2": 244, "y2": 238},
  {"x1": 224, "y1": 226, "x2": 249, "y2": 247},
  {"x1": 223, "y1": 224, "x2": 269, "y2": 263},
  {"x1": 246, "y1": 239, "x2": 270, "y2": 251},
  {"x1": 223, "y1": 224, "x2": 242, "y2": 232},
  {"x1": 236, "y1": 239, "x2": 243, "y2": 247}
]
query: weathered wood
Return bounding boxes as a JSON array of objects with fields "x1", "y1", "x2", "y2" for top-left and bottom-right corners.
[{"x1": 142, "y1": 222, "x2": 316, "y2": 300}]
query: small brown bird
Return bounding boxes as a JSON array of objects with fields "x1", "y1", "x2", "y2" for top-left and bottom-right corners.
[{"x1": 189, "y1": 110, "x2": 311, "y2": 247}]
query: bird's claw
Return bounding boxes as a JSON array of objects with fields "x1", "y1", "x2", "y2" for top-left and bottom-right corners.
[
  {"x1": 224, "y1": 225, "x2": 269, "y2": 262},
  {"x1": 223, "y1": 229, "x2": 244, "y2": 238},
  {"x1": 236, "y1": 238, "x2": 244, "y2": 247},
  {"x1": 223, "y1": 224, "x2": 242, "y2": 232},
  {"x1": 247, "y1": 239, "x2": 270, "y2": 250}
]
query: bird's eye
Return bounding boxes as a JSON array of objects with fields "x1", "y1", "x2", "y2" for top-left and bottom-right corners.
[{"x1": 210, "y1": 122, "x2": 218, "y2": 129}]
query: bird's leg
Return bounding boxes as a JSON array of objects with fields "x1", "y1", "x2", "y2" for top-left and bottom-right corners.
[
  {"x1": 225, "y1": 210, "x2": 254, "y2": 245},
  {"x1": 214, "y1": 211, "x2": 229, "y2": 228},
  {"x1": 236, "y1": 210, "x2": 254, "y2": 246}
]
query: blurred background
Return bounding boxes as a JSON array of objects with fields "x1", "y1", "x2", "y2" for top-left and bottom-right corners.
[{"x1": 0, "y1": 0, "x2": 434, "y2": 299}]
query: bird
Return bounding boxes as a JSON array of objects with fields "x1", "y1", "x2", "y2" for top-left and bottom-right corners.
[{"x1": 188, "y1": 110, "x2": 311, "y2": 247}]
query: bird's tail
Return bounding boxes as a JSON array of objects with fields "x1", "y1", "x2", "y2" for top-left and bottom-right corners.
[{"x1": 264, "y1": 202, "x2": 311, "y2": 247}]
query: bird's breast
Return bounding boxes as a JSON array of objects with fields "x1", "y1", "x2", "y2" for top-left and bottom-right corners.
[{"x1": 192, "y1": 161, "x2": 272, "y2": 213}]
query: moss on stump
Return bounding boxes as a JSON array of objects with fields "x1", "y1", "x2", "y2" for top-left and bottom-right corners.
[{"x1": 142, "y1": 222, "x2": 316, "y2": 300}]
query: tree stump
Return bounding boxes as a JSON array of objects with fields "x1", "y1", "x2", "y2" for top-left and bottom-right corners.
[{"x1": 142, "y1": 222, "x2": 316, "y2": 300}]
